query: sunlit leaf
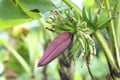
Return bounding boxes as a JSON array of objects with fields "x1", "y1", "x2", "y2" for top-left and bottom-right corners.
[
  {"x1": 84, "y1": 0, "x2": 95, "y2": 8},
  {"x1": 17, "y1": 0, "x2": 54, "y2": 13},
  {"x1": 0, "y1": 0, "x2": 30, "y2": 20},
  {"x1": 0, "y1": 19, "x2": 33, "y2": 30},
  {"x1": 0, "y1": 0, "x2": 41, "y2": 30}
]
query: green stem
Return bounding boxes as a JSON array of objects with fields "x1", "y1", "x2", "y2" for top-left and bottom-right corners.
[
  {"x1": 94, "y1": 30, "x2": 117, "y2": 69},
  {"x1": 4, "y1": 43, "x2": 31, "y2": 75},
  {"x1": 114, "y1": 0, "x2": 120, "y2": 35},
  {"x1": 113, "y1": 0, "x2": 120, "y2": 69},
  {"x1": 104, "y1": 0, "x2": 120, "y2": 68},
  {"x1": 62, "y1": 0, "x2": 83, "y2": 19}
]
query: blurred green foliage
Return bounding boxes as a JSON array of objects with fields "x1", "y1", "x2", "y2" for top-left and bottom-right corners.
[{"x1": 0, "y1": 0, "x2": 119, "y2": 80}]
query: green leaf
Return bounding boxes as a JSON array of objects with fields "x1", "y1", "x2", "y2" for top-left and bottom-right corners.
[
  {"x1": 16, "y1": 0, "x2": 41, "y2": 19},
  {"x1": 0, "y1": 0, "x2": 54, "y2": 30},
  {"x1": 0, "y1": 19, "x2": 33, "y2": 30},
  {"x1": 0, "y1": 0, "x2": 30, "y2": 20},
  {"x1": 84, "y1": 0, "x2": 95, "y2": 8},
  {"x1": 0, "y1": 0, "x2": 40, "y2": 30},
  {"x1": 17, "y1": 0, "x2": 54, "y2": 13}
]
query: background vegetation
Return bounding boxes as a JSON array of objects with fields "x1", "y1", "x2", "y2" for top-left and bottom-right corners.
[{"x1": 0, "y1": 0, "x2": 120, "y2": 80}]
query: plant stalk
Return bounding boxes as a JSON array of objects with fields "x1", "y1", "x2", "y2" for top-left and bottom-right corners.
[
  {"x1": 94, "y1": 30, "x2": 117, "y2": 68},
  {"x1": 4, "y1": 43, "x2": 31, "y2": 75},
  {"x1": 113, "y1": 0, "x2": 120, "y2": 69},
  {"x1": 104, "y1": 0, "x2": 120, "y2": 68},
  {"x1": 114, "y1": 0, "x2": 120, "y2": 36},
  {"x1": 62, "y1": 0, "x2": 83, "y2": 19},
  {"x1": 94, "y1": 30, "x2": 120, "y2": 79}
]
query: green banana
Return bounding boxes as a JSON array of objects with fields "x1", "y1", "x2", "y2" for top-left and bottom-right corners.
[
  {"x1": 88, "y1": 44, "x2": 94, "y2": 54},
  {"x1": 97, "y1": 19, "x2": 110, "y2": 29},
  {"x1": 94, "y1": 14, "x2": 100, "y2": 25},
  {"x1": 54, "y1": 27, "x2": 64, "y2": 34},
  {"x1": 78, "y1": 38, "x2": 85, "y2": 52},
  {"x1": 73, "y1": 10, "x2": 80, "y2": 21},
  {"x1": 77, "y1": 21, "x2": 86, "y2": 28},
  {"x1": 80, "y1": 40, "x2": 88, "y2": 60},
  {"x1": 96, "y1": 13, "x2": 110, "y2": 29},
  {"x1": 65, "y1": 19, "x2": 74, "y2": 27},
  {"x1": 88, "y1": 8, "x2": 93, "y2": 22},
  {"x1": 82, "y1": 7, "x2": 89, "y2": 21},
  {"x1": 62, "y1": 25, "x2": 75, "y2": 33},
  {"x1": 70, "y1": 38, "x2": 80, "y2": 53},
  {"x1": 85, "y1": 35, "x2": 95, "y2": 46},
  {"x1": 65, "y1": 10, "x2": 72, "y2": 20}
]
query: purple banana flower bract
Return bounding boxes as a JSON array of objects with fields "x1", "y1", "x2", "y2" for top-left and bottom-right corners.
[{"x1": 38, "y1": 32, "x2": 72, "y2": 67}]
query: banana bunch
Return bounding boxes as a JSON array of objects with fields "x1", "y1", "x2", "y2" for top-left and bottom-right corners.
[
  {"x1": 70, "y1": 27, "x2": 96, "y2": 62},
  {"x1": 82, "y1": 6, "x2": 118, "y2": 30},
  {"x1": 46, "y1": 9, "x2": 97, "y2": 63}
]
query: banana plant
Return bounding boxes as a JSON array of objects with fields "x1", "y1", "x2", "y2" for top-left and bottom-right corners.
[
  {"x1": 38, "y1": 9, "x2": 96, "y2": 67},
  {"x1": 38, "y1": 0, "x2": 120, "y2": 80}
]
